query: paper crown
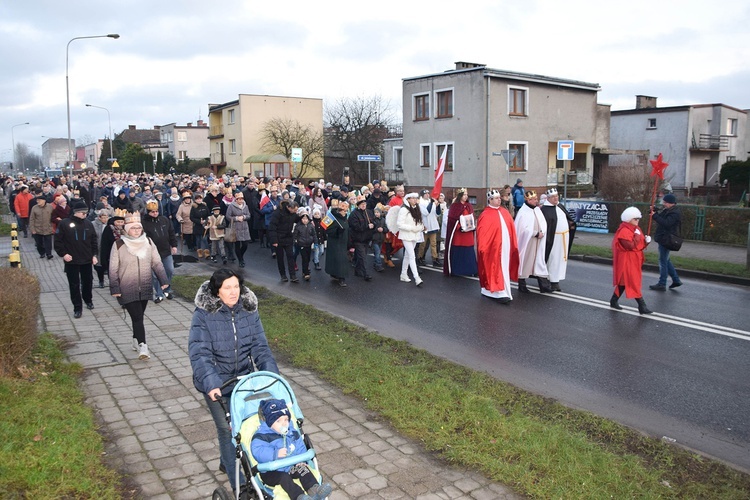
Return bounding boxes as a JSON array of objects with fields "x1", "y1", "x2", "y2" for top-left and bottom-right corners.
[
  {"x1": 456, "y1": 187, "x2": 467, "y2": 195},
  {"x1": 487, "y1": 189, "x2": 502, "y2": 202},
  {"x1": 124, "y1": 212, "x2": 141, "y2": 225},
  {"x1": 546, "y1": 188, "x2": 558, "y2": 196},
  {"x1": 525, "y1": 190, "x2": 538, "y2": 199},
  {"x1": 113, "y1": 208, "x2": 128, "y2": 218}
]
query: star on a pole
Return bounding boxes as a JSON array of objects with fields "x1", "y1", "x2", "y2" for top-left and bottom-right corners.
[{"x1": 649, "y1": 153, "x2": 669, "y2": 180}]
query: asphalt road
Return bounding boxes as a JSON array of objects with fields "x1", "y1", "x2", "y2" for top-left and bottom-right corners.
[{"x1": 219, "y1": 242, "x2": 750, "y2": 472}]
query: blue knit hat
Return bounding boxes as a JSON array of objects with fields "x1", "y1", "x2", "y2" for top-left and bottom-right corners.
[
  {"x1": 260, "y1": 399, "x2": 289, "y2": 427},
  {"x1": 663, "y1": 193, "x2": 677, "y2": 204}
]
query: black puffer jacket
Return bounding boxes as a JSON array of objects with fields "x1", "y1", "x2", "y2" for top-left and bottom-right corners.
[
  {"x1": 142, "y1": 214, "x2": 178, "y2": 258},
  {"x1": 268, "y1": 205, "x2": 299, "y2": 247},
  {"x1": 188, "y1": 281, "x2": 279, "y2": 396}
]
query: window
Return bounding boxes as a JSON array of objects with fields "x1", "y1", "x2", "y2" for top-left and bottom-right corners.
[
  {"x1": 420, "y1": 144, "x2": 431, "y2": 168},
  {"x1": 727, "y1": 118, "x2": 738, "y2": 136},
  {"x1": 648, "y1": 118, "x2": 657, "y2": 129},
  {"x1": 435, "y1": 143, "x2": 454, "y2": 172},
  {"x1": 435, "y1": 89, "x2": 453, "y2": 118},
  {"x1": 228, "y1": 109, "x2": 235, "y2": 124},
  {"x1": 508, "y1": 86, "x2": 528, "y2": 116},
  {"x1": 178, "y1": 150, "x2": 187, "y2": 161},
  {"x1": 177, "y1": 131, "x2": 187, "y2": 142},
  {"x1": 393, "y1": 147, "x2": 403, "y2": 170},
  {"x1": 727, "y1": 155, "x2": 736, "y2": 162},
  {"x1": 414, "y1": 93, "x2": 429, "y2": 121},
  {"x1": 507, "y1": 143, "x2": 527, "y2": 172},
  {"x1": 229, "y1": 139, "x2": 236, "y2": 154}
]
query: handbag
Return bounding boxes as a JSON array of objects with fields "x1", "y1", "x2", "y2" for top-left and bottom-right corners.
[
  {"x1": 224, "y1": 221, "x2": 237, "y2": 243},
  {"x1": 664, "y1": 232, "x2": 683, "y2": 252},
  {"x1": 459, "y1": 213, "x2": 475, "y2": 232}
]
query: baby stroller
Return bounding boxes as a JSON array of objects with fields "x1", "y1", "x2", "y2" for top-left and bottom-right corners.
[{"x1": 212, "y1": 371, "x2": 328, "y2": 500}]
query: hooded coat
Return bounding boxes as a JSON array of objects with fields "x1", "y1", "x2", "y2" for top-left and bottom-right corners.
[
  {"x1": 108, "y1": 236, "x2": 168, "y2": 305},
  {"x1": 188, "y1": 281, "x2": 279, "y2": 397}
]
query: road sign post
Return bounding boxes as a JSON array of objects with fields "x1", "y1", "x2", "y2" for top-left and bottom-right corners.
[
  {"x1": 357, "y1": 154, "x2": 381, "y2": 184},
  {"x1": 557, "y1": 140, "x2": 575, "y2": 203},
  {"x1": 492, "y1": 150, "x2": 518, "y2": 188}
]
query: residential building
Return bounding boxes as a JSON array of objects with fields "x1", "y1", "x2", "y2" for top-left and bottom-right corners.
[
  {"x1": 41, "y1": 138, "x2": 70, "y2": 169},
  {"x1": 159, "y1": 121, "x2": 210, "y2": 162},
  {"x1": 610, "y1": 96, "x2": 748, "y2": 191},
  {"x1": 83, "y1": 140, "x2": 104, "y2": 170},
  {"x1": 118, "y1": 125, "x2": 169, "y2": 158},
  {"x1": 208, "y1": 94, "x2": 324, "y2": 178},
  {"x1": 388, "y1": 61, "x2": 607, "y2": 203}
]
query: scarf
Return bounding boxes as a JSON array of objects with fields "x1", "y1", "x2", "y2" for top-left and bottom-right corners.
[
  {"x1": 232, "y1": 200, "x2": 245, "y2": 209},
  {"x1": 223, "y1": 194, "x2": 234, "y2": 204},
  {"x1": 170, "y1": 194, "x2": 181, "y2": 202},
  {"x1": 120, "y1": 232, "x2": 150, "y2": 259}
]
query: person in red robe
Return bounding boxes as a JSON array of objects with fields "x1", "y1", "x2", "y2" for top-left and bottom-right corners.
[
  {"x1": 443, "y1": 188, "x2": 478, "y2": 276},
  {"x1": 610, "y1": 207, "x2": 653, "y2": 314},
  {"x1": 476, "y1": 189, "x2": 519, "y2": 303}
]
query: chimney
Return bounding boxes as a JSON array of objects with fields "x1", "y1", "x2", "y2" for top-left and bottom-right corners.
[
  {"x1": 154, "y1": 125, "x2": 160, "y2": 130},
  {"x1": 128, "y1": 125, "x2": 136, "y2": 130},
  {"x1": 635, "y1": 95, "x2": 657, "y2": 109},
  {"x1": 454, "y1": 61, "x2": 486, "y2": 70},
  {"x1": 197, "y1": 120, "x2": 205, "y2": 127},
  {"x1": 187, "y1": 122, "x2": 192, "y2": 127}
]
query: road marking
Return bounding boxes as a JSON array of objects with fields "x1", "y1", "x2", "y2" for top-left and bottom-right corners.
[{"x1": 419, "y1": 266, "x2": 750, "y2": 341}]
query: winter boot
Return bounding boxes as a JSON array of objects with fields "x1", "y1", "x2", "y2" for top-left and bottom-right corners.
[
  {"x1": 537, "y1": 277, "x2": 553, "y2": 293},
  {"x1": 635, "y1": 298, "x2": 653, "y2": 315},
  {"x1": 517, "y1": 278, "x2": 529, "y2": 293},
  {"x1": 609, "y1": 293, "x2": 622, "y2": 310},
  {"x1": 551, "y1": 282, "x2": 562, "y2": 292}
]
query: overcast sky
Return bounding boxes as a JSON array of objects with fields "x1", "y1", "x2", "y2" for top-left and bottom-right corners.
[{"x1": 2, "y1": 0, "x2": 749, "y2": 166}]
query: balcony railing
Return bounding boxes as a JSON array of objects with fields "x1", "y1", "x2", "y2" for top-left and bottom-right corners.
[
  {"x1": 691, "y1": 133, "x2": 729, "y2": 151},
  {"x1": 210, "y1": 152, "x2": 225, "y2": 165},
  {"x1": 208, "y1": 125, "x2": 224, "y2": 138}
]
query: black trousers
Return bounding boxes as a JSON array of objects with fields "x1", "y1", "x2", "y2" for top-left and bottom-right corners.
[
  {"x1": 260, "y1": 463, "x2": 318, "y2": 500},
  {"x1": 123, "y1": 299, "x2": 149, "y2": 344},
  {"x1": 275, "y1": 244, "x2": 295, "y2": 278},
  {"x1": 33, "y1": 233, "x2": 53, "y2": 257},
  {"x1": 353, "y1": 241, "x2": 370, "y2": 277},
  {"x1": 65, "y1": 263, "x2": 93, "y2": 312},
  {"x1": 234, "y1": 240, "x2": 248, "y2": 263},
  {"x1": 299, "y1": 246, "x2": 311, "y2": 275}
]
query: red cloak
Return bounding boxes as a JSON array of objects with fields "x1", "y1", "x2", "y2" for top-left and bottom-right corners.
[
  {"x1": 476, "y1": 206, "x2": 519, "y2": 293},
  {"x1": 612, "y1": 222, "x2": 647, "y2": 298}
]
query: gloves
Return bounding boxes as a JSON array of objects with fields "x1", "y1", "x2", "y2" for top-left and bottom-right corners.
[{"x1": 645, "y1": 235, "x2": 652, "y2": 244}]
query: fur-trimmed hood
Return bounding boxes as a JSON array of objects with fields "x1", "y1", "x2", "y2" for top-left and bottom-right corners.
[{"x1": 194, "y1": 280, "x2": 258, "y2": 313}]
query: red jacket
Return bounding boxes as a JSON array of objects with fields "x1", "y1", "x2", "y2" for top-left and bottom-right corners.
[
  {"x1": 612, "y1": 222, "x2": 648, "y2": 298},
  {"x1": 14, "y1": 191, "x2": 34, "y2": 218}
]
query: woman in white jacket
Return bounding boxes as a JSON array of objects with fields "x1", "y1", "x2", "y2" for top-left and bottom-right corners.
[{"x1": 397, "y1": 192, "x2": 425, "y2": 286}]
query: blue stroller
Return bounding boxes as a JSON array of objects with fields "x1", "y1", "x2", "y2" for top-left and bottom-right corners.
[{"x1": 211, "y1": 371, "x2": 329, "y2": 500}]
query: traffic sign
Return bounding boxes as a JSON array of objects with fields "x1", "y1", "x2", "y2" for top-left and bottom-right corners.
[
  {"x1": 357, "y1": 155, "x2": 381, "y2": 162},
  {"x1": 557, "y1": 140, "x2": 574, "y2": 161},
  {"x1": 112, "y1": 160, "x2": 120, "y2": 169},
  {"x1": 291, "y1": 148, "x2": 302, "y2": 162},
  {"x1": 499, "y1": 149, "x2": 518, "y2": 167}
]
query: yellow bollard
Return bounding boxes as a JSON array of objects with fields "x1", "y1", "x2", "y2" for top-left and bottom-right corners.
[
  {"x1": 9, "y1": 251, "x2": 22, "y2": 268},
  {"x1": 10, "y1": 223, "x2": 17, "y2": 229},
  {"x1": 11, "y1": 240, "x2": 20, "y2": 251},
  {"x1": 10, "y1": 229, "x2": 18, "y2": 240}
]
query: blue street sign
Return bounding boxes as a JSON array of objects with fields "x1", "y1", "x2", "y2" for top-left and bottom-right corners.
[
  {"x1": 557, "y1": 140, "x2": 575, "y2": 161},
  {"x1": 357, "y1": 155, "x2": 381, "y2": 162}
]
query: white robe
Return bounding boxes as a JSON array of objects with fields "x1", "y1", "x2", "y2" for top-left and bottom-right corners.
[
  {"x1": 514, "y1": 203, "x2": 548, "y2": 279},
  {"x1": 543, "y1": 202, "x2": 570, "y2": 283}
]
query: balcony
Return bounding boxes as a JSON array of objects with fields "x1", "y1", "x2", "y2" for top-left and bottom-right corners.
[
  {"x1": 691, "y1": 134, "x2": 729, "y2": 152},
  {"x1": 210, "y1": 152, "x2": 225, "y2": 165},
  {"x1": 208, "y1": 125, "x2": 224, "y2": 139}
]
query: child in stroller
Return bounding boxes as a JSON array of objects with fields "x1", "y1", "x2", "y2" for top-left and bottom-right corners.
[
  {"x1": 251, "y1": 399, "x2": 332, "y2": 500},
  {"x1": 212, "y1": 371, "x2": 331, "y2": 500}
]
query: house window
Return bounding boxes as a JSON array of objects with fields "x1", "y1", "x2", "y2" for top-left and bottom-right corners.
[
  {"x1": 508, "y1": 86, "x2": 528, "y2": 116},
  {"x1": 508, "y1": 143, "x2": 526, "y2": 172},
  {"x1": 647, "y1": 118, "x2": 657, "y2": 129},
  {"x1": 393, "y1": 147, "x2": 403, "y2": 170},
  {"x1": 177, "y1": 131, "x2": 187, "y2": 142},
  {"x1": 420, "y1": 144, "x2": 431, "y2": 168},
  {"x1": 435, "y1": 143, "x2": 454, "y2": 172},
  {"x1": 228, "y1": 109, "x2": 235, "y2": 124},
  {"x1": 727, "y1": 118, "x2": 738, "y2": 136},
  {"x1": 727, "y1": 155, "x2": 736, "y2": 162},
  {"x1": 435, "y1": 89, "x2": 453, "y2": 118},
  {"x1": 178, "y1": 150, "x2": 187, "y2": 161},
  {"x1": 414, "y1": 93, "x2": 429, "y2": 121},
  {"x1": 229, "y1": 139, "x2": 236, "y2": 154}
]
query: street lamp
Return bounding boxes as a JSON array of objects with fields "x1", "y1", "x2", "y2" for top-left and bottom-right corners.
[
  {"x1": 11, "y1": 122, "x2": 30, "y2": 171},
  {"x1": 66, "y1": 33, "x2": 120, "y2": 171},
  {"x1": 85, "y1": 104, "x2": 114, "y2": 167}
]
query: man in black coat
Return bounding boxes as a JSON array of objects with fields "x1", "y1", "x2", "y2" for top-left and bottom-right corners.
[
  {"x1": 268, "y1": 200, "x2": 300, "y2": 282},
  {"x1": 143, "y1": 200, "x2": 178, "y2": 303},
  {"x1": 649, "y1": 193, "x2": 683, "y2": 291},
  {"x1": 54, "y1": 199, "x2": 99, "y2": 318},
  {"x1": 348, "y1": 196, "x2": 375, "y2": 281}
]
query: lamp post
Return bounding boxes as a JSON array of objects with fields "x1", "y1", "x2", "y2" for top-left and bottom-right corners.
[
  {"x1": 66, "y1": 33, "x2": 120, "y2": 171},
  {"x1": 85, "y1": 104, "x2": 114, "y2": 168},
  {"x1": 11, "y1": 122, "x2": 30, "y2": 171}
]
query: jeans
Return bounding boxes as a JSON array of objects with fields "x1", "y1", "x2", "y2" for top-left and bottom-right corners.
[
  {"x1": 312, "y1": 243, "x2": 324, "y2": 264},
  {"x1": 204, "y1": 393, "x2": 245, "y2": 490},
  {"x1": 152, "y1": 255, "x2": 174, "y2": 299},
  {"x1": 372, "y1": 241, "x2": 383, "y2": 269},
  {"x1": 657, "y1": 244, "x2": 680, "y2": 286}
]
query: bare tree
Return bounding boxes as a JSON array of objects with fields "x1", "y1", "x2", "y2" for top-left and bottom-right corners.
[
  {"x1": 260, "y1": 118, "x2": 324, "y2": 179},
  {"x1": 598, "y1": 164, "x2": 672, "y2": 202},
  {"x1": 324, "y1": 95, "x2": 397, "y2": 184}
]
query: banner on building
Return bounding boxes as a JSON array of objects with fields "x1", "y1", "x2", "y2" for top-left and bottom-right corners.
[{"x1": 565, "y1": 199, "x2": 610, "y2": 234}]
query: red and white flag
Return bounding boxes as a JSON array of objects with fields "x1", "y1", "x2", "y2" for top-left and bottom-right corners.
[
  {"x1": 431, "y1": 146, "x2": 447, "y2": 199},
  {"x1": 259, "y1": 192, "x2": 270, "y2": 210}
]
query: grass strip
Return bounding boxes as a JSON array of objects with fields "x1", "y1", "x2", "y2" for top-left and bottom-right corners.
[
  {"x1": 572, "y1": 243, "x2": 750, "y2": 278},
  {"x1": 0, "y1": 333, "x2": 122, "y2": 499},
  {"x1": 173, "y1": 275, "x2": 750, "y2": 499}
]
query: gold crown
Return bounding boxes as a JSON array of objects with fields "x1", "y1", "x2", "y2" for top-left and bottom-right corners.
[
  {"x1": 124, "y1": 212, "x2": 141, "y2": 225},
  {"x1": 113, "y1": 208, "x2": 128, "y2": 218},
  {"x1": 456, "y1": 187, "x2": 467, "y2": 195}
]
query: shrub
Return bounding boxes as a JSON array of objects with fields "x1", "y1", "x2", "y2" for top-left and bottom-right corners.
[
  {"x1": 0, "y1": 268, "x2": 40, "y2": 376},
  {"x1": 598, "y1": 165, "x2": 664, "y2": 202}
]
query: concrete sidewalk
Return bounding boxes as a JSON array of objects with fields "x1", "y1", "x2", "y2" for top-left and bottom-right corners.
[{"x1": 2, "y1": 231, "x2": 519, "y2": 500}]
